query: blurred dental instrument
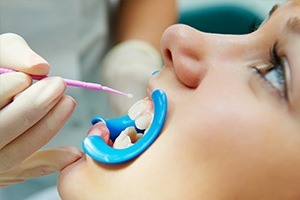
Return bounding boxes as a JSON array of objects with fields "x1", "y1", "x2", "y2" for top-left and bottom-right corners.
[{"x1": 0, "y1": 67, "x2": 133, "y2": 98}]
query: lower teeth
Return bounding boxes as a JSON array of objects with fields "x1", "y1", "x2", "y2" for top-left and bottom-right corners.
[
  {"x1": 113, "y1": 126, "x2": 144, "y2": 149},
  {"x1": 113, "y1": 97, "x2": 154, "y2": 149}
]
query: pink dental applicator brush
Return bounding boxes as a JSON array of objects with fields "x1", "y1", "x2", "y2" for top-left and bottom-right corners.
[{"x1": 0, "y1": 67, "x2": 133, "y2": 98}]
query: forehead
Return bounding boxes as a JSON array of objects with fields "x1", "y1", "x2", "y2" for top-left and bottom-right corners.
[
  {"x1": 286, "y1": 0, "x2": 300, "y2": 9},
  {"x1": 292, "y1": 0, "x2": 300, "y2": 5},
  {"x1": 262, "y1": 1, "x2": 300, "y2": 119},
  {"x1": 280, "y1": 0, "x2": 300, "y2": 10},
  {"x1": 267, "y1": 0, "x2": 300, "y2": 23}
]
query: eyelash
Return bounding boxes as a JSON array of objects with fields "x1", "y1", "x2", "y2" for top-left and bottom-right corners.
[{"x1": 253, "y1": 43, "x2": 288, "y2": 100}]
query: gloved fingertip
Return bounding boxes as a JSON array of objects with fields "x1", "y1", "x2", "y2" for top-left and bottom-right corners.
[
  {"x1": 0, "y1": 33, "x2": 50, "y2": 75},
  {"x1": 58, "y1": 146, "x2": 84, "y2": 158},
  {"x1": 27, "y1": 53, "x2": 50, "y2": 75}
]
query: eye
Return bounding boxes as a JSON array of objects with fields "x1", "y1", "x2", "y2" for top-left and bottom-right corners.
[
  {"x1": 264, "y1": 62, "x2": 286, "y2": 96},
  {"x1": 254, "y1": 43, "x2": 289, "y2": 99}
]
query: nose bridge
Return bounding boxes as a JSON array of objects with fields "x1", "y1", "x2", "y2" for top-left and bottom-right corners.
[
  {"x1": 162, "y1": 24, "x2": 246, "y2": 59},
  {"x1": 161, "y1": 24, "x2": 247, "y2": 88},
  {"x1": 207, "y1": 33, "x2": 247, "y2": 62}
]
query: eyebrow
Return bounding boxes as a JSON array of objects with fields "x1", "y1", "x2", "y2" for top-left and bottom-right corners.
[
  {"x1": 286, "y1": 17, "x2": 300, "y2": 34},
  {"x1": 260, "y1": 4, "x2": 280, "y2": 26},
  {"x1": 267, "y1": 3, "x2": 300, "y2": 34},
  {"x1": 268, "y1": 4, "x2": 280, "y2": 18}
]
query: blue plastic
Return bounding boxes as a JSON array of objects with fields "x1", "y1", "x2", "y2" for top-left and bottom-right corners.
[
  {"x1": 82, "y1": 89, "x2": 168, "y2": 164},
  {"x1": 91, "y1": 115, "x2": 142, "y2": 142}
]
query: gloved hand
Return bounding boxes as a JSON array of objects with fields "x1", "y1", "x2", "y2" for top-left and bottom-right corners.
[
  {"x1": 100, "y1": 39, "x2": 163, "y2": 116},
  {"x1": 0, "y1": 33, "x2": 82, "y2": 187}
]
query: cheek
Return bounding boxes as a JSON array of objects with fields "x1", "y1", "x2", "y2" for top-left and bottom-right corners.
[
  {"x1": 182, "y1": 93, "x2": 295, "y2": 173},
  {"x1": 177, "y1": 89, "x2": 268, "y2": 162}
]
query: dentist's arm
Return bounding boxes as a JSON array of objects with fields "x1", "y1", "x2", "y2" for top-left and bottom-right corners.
[
  {"x1": 0, "y1": 33, "x2": 82, "y2": 187},
  {"x1": 101, "y1": 0, "x2": 177, "y2": 115},
  {"x1": 116, "y1": 0, "x2": 177, "y2": 50}
]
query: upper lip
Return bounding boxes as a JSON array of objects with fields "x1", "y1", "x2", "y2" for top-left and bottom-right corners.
[
  {"x1": 147, "y1": 84, "x2": 155, "y2": 99},
  {"x1": 147, "y1": 87, "x2": 152, "y2": 98}
]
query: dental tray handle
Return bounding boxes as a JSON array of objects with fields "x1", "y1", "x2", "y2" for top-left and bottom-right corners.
[
  {"x1": 91, "y1": 115, "x2": 142, "y2": 142},
  {"x1": 82, "y1": 89, "x2": 168, "y2": 164}
]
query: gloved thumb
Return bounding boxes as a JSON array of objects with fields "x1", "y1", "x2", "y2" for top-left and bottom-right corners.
[
  {"x1": 0, "y1": 33, "x2": 50, "y2": 75},
  {"x1": 0, "y1": 146, "x2": 83, "y2": 188}
]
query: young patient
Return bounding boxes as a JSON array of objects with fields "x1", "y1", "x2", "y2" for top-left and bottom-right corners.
[{"x1": 58, "y1": 1, "x2": 300, "y2": 199}]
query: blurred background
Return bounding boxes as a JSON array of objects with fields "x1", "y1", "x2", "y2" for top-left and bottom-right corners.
[
  {"x1": 179, "y1": 0, "x2": 285, "y2": 34},
  {"x1": 0, "y1": 0, "x2": 286, "y2": 199}
]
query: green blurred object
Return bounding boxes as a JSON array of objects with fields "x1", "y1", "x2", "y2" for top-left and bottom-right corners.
[{"x1": 179, "y1": 4, "x2": 263, "y2": 34}]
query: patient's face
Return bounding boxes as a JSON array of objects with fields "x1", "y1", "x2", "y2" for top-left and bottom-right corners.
[{"x1": 58, "y1": 1, "x2": 300, "y2": 199}]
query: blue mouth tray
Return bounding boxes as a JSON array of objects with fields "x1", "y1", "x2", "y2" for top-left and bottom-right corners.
[{"x1": 82, "y1": 89, "x2": 168, "y2": 164}]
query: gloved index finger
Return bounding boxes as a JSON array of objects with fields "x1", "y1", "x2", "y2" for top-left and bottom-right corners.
[{"x1": 0, "y1": 33, "x2": 50, "y2": 75}]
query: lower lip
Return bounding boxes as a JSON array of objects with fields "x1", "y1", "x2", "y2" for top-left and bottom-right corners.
[
  {"x1": 87, "y1": 122, "x2": 112, "y2": 145},
  {"x1": 87, "y1": 122, "x2": 103, "y2": 136}
]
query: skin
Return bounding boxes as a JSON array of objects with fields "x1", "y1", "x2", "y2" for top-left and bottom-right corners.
[{"x1": 58, "y1": 1, "x2": 300, "y2": 199}]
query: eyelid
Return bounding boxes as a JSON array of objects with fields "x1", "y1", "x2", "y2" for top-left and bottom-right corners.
[
  {"x1": 269, "y1": 42, "x2": 290, "y2": 100},
  {"x1": 281, "y1": 57, "x2": 292, "y2": 100},
  {"x1": 252, "y1": 49, "x2": 290, "y2": 101},
  {"x1": 252, "y1": 64, "x2": 271, "y2": 75}
]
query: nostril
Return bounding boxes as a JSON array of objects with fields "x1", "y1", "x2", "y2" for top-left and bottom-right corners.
[
  {"x1": 161, "y1": 24, "x2": 208, "y2": 88},
  {"x1": 165, "y1": 49, "x2": 173, "y2": 63}
]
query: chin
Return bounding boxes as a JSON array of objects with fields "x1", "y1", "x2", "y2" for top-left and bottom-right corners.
[{"x1": 57, "y1": 156, "x2": 87, "y2": 199}]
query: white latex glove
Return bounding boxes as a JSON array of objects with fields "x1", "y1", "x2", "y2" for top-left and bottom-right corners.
[
  {"x1": 100, "y1": 39, "x2": 163, "y2": 116},
  {"x1": 0, "y1": 33, "x2": 82, "y2": 187}
]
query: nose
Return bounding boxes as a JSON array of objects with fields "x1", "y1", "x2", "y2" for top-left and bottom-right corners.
[
  {"x1": 161, "y1": 24, "x2": 246, "y2": 88},
  {"x1": 161, "y1": 24, "x2": 209, "y2": 88}
]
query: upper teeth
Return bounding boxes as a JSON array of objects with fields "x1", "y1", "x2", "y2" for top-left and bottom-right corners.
[
  {"x1": 128, "y1": 97, "x2": 153, "y2": 119},
  {"x1": 113, "y1": 98, "x2": 154, "y2": 149},
  {"x1": 135, "y1": 111, "x2": 153, "y2": 130}
]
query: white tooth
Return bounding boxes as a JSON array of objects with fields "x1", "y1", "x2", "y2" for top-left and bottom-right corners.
[
  {"x1": 113, "y1": 126, "x2": 145, "y2": 149},
  {"x1": 128, "y1": 98, "x2": 153, "y2": 120},
  {"x1": 127, "y1": 128, "x2": 143, "y2": 143},
  {"x1": 136, "y1": 133, "x2": 143, "y2": 140},
  {"x1": 128, "y1": 129, "x2": 143, "y2": 144},
  {"x1": 113, "y1": 128, "x2": 133, "y2": 149},
  {"x1": 135, "y1": 112, "x2": 153, "y2": 130}
]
